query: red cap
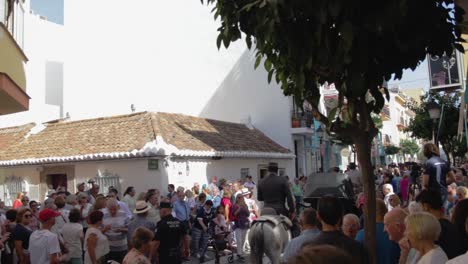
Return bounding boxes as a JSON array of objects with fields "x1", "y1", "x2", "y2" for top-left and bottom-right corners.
[{"x1": 38, "y1": 209, "x2": 61, "y2": 222}]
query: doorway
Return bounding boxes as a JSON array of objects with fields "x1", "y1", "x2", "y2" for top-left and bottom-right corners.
[{"x1": 46, "y1": 174, "x2": 68, "y2": 191}]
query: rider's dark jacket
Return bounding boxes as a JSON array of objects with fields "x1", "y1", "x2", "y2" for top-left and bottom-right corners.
[{"x1": 257, "y1": 173, "x2": 295, "y2": 215}]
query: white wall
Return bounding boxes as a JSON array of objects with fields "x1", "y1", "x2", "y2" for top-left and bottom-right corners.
[
  {"x1": 75, "y1": 159, "x2": 164, "y2": 196},
  {"x1": 0, "y1": 12, "x2": 64, "y2": 128},
  {"x1": 166, "y1": 158, "x2": 294, "y2": 191},
  {"x1": 0, "y1": 157, "x2": 293, "y2": 203},
  {"x1": 199, "y1": 49, "x2": 293, "y2": 150},
  {"x1": 63, "y1": 0, "x2": 247, "y2": 120}
]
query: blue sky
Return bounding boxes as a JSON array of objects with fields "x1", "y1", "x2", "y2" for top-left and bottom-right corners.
[{"x1": 31, "y1": 0, "x2": 64, "y2": 25}]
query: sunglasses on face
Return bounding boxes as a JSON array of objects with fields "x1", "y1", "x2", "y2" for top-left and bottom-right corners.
[{"x1": 24, "y1": 214, "x2": 32, "y2": 218}]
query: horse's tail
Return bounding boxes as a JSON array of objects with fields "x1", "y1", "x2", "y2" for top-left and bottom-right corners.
[{"x1": 249, "y1": 222, "x2": 265, "y2": 264}]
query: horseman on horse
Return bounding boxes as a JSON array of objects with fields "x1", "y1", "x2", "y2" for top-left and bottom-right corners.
[{"x1": 249, "y1": 162, "x2": 298, "y2": 264}]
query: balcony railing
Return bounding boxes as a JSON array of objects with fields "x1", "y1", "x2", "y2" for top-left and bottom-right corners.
[
  {"x1": 0, "y1": 0, "x2": 25, "y2": 49},
  {"x1": 291, "y1": 110, "x2": 313, "y2": 128}
]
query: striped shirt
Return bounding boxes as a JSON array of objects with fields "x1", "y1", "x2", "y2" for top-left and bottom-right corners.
[{"x1": 102, "y1": 209, "x2": 130, "y2": 251}]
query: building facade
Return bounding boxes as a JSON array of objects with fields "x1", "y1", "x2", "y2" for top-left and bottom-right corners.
[
  {"x1": 0, "y1": 0, "x2": 30, "y2": 115},
  {"x1": 0, "y1": 0, "x2": 64, "y2": 126},
  {"x1": 381, "y1": 87, "x2": 418, "y2": 164},
  {"x1": 0, "y1": 112, "x2": 293, "y2": 205}
]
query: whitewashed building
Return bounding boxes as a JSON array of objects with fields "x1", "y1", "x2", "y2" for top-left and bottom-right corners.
[
  {"x1": 0, "y1": 0, "x2": 64, "y2": 128},
  {"x1": 381, "y1": 87, "x2": 417, "y2": 163},
  {"x1": 0, "y1": 112, "x2": 293, "y2": 205}
]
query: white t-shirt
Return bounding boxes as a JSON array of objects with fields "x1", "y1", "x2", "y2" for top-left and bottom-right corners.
[
  {"x1": 84, "y1": 227, "x2": 110, "y2": 264},
  {"x1": 446, "y1": 251, "x2": 468, "y2": 264},
  {"x1": 29, "y1": 229, "x2": 61, "y2": 264},
  {"x1": 60, "y1": 223, "x2": 83, "y2": 258},
  {"x1": 416, "y1": 246, "x2": 448, "y2": 264}
]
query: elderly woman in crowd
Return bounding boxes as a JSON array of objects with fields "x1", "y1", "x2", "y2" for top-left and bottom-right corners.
[
  {"x1": 84, "y1": 211, "x2": 110, "y2": 264},
  {"x1": 342, "y1": 214, "x2": 360, "y2": 239},
  {"x1": 77, "y1": 192, "x2": 93, "y2": 229},
  {"x1": 102, "y1": 198, "x2": 130, "y2": 263},
  {"x1": 20, "y1": 196, "x2": 30, "y2": 209},
  {"x1": 389, "y1": 194, "x2": 401, "y2": 210},
  {"x1": 456, "y1": 186, "x2": 468, "y2": 201},
  {"x1": 122, "y1": 227, "x2": 154, "y2": 264},
  {"x1": 28, "y1": 200, "x2": 40, "y2": 231},
  {"x1": 12, "y1": 208, "x2": 33, "y2": 264},
  {"x1": 65, "y1": 194, "x2": 79, "y2": 211},
  {"x1": 402, "y1": 212, "x2": 448, "y2": 263}
]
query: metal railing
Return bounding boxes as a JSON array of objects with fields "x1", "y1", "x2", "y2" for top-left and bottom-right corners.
[{"x1": 291, "y1": 110, "x2": 313, "y2": 128}]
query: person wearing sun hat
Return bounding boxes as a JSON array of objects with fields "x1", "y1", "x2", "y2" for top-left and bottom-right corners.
[
  {"x1": 127, "y1": 201, "x2": 156, "y2": 248},
  {"x1": 28, "y1": 209, "x2": 66, "y2": 263}
]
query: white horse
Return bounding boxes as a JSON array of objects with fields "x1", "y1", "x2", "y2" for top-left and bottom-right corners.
[{"x1": 248, "y1": 208, "x2": 292, "y2": 264}]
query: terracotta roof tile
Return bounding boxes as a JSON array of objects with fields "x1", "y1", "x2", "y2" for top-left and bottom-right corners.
[
  {"x1": 0, "y1": 112, "x2": 291, "y2": 163},
  {"x1": 153, "y1": 112, "x2": 290, "y2": 154},
  {"x1": 0, "y1": 123, "x2": 35, "y2": 150}
]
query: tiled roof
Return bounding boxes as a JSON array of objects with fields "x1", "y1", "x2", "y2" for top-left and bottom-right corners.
[
  {"x1": 0, "y1": 112, "x2": 292, "y2": 166},
  {"x1": 0, "y1": 123, "x2": 35, "y2": 150},
  {"x1": 152, "y1": 112, "x2": 290, "y2": 154}
]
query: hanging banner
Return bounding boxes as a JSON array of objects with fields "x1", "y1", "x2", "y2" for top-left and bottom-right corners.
[{"x1": 428, "y1": 50, "x2": 463, "y2": 90}]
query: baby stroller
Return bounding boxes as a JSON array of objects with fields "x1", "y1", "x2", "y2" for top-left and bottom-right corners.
[{"x1": 199, "y1": 221, "x2": 235, "y2": 264}]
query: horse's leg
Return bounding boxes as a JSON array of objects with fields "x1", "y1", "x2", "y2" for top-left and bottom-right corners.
[
  {"x1": 248, "y1": 223, "x2": 265, "y2": 264},
  {"x1": 263, "y1": 225, "x2": 282, "y2": 264}
]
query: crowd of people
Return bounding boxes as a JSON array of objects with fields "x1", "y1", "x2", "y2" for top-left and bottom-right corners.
[
  {"x1": 0, "y1": 142, "x2": 466, "y2": 264},
  {"x1": 0, "y1": 175, "x2": 264, "y2": 264}
]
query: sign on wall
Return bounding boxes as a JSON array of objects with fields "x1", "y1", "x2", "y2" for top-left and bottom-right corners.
[
  {"x1": 148, "y1": 159, "x2": 159, "y2": 170},
  {"x1": 428, "y1": 50, "x2": 463, "y2": 90}
]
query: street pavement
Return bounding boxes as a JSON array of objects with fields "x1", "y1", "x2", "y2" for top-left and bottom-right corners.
[{"x1": 182, "y1": 251, "x2": 270, "y2": 264}]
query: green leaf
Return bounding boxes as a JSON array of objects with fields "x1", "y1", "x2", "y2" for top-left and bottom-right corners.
[
  {"x1": 240, "y1": 0, "x2": 261, "y2": 12},
  {"x1": 268, "y1": 70, "x2": 274, "y2": 84},
  {"x1": 264, "y1": 59, "x2": 272, "y2": 72},
  {"x1": 255, "y1": 54, "x2": 262, "y2": 69},
  {"x1": 246, "y1": 36, "x2": 252, "y2": 49},
  {"x1": 223, "y1": 36, "x2": 230, "y2": 48},
  {"x1": 216, "y1": 34, "x2": 223, "y2": 50}
]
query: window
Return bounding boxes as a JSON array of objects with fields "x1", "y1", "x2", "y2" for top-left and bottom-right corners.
[
  {"x1": 240, "y1": 168, "x2": 249, "y2": 181},
  {"x1": 0, "y1": 0, "x2": 25, "y2": 49},
  {"x1": 3, "y1": 176, "x2": 26, "y2": 206},
  {"x1": 278, "y1": 168, "x2": 286, "y2": 176},
  {"x1": 94, "y1": 171, "x2": 121, "y2": 196},
  {"x1": 13, "y1": 1, "x2": 24, "y2": 48},
  {"x1": 0, "y1": 0, "x2": 6, "y2": 24}
]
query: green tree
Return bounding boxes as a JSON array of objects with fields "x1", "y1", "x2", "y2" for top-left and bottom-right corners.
[
  {"x1": 202, "y1": 1, "x2": 464, "y2": 261},
  {"x1": 406, "y1": 92, "x2": 466, "y2": 164},
  {"x1": 399, "y1": 139, "x2": 420, "y2": 158},
  {"x1": 385, "y1": 144, "x2": 401, "y2": 155}
]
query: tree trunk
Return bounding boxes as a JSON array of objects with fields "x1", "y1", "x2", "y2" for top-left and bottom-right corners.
[{"x1": 355, "y1": 135, "x2": 377, "y2": 264}]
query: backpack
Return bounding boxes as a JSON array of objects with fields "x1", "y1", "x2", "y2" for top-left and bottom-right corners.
[{"x1": 229, "y1": 204, "x2": 238, "y2": 222}]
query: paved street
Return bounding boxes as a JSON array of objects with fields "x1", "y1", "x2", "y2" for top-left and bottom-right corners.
[{"x1": 182, "y1": 250, "x2": 270, "y2": 264}]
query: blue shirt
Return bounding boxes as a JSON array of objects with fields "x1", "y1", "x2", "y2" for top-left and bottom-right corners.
[
  {"x1": 173, "y1": 200, "x2": 190, "y2": 222},
  {"x1": 212, "y1": 195, "x2": 221, "y2": 208},
  {"x1": 356, "y1": 223, "x2": 400, "y2": 264},
  {"x1": 282, "y1": 228, "x2": 320, "y2": 263}
]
